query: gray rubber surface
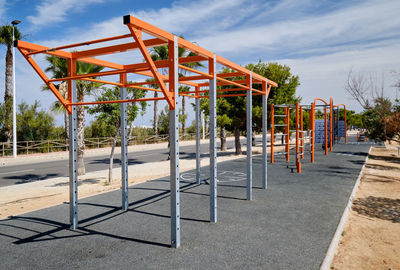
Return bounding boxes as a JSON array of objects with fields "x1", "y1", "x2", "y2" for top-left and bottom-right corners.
[{"x1": 0, "y1": 142, "x2": 371, "y2": 269}]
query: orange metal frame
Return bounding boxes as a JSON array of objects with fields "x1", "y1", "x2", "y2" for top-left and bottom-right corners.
[
  {"x1": 16, "y1": 15, "x2": 277, "y2": 115},
  {"x1": 333, "y1": 104, "x2": 347, "y2": 144},
  {"x1": 311, "y1": 98, "x2": 333, "y2": 162},
  {"x1": 270, "y1": 103, "x2": 308, "y2": 174}
]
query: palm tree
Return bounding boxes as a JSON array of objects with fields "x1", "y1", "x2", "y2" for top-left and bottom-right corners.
[
  {"x1": 150, "y1": 45, "x2": 168, "y2": 136},
  {"x1": 45, "y1": 55, "x2": 103, "y2": 175},
  {"x1": 0, "y1": 25, "x2": 21, "y2": 142},
  {"x1": 149, "y1": 41, "x2": 204, "y2": 136}
]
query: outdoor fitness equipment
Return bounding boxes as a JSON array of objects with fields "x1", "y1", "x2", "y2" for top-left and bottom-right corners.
[
  {"x1": 270, "y1": 103, "x2": 312, "y2": 173},
  {"x1": 15, "y1": 15, "x2": 278, "y2": 248}
]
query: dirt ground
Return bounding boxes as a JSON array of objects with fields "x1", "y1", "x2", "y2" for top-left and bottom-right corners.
[{"x1": 331, "y1": 143, "x2": 400, "y2": 270}]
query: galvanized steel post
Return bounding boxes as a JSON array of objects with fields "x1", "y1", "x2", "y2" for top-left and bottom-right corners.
[
  {"x1": 120, "y1": 76, "x2": 128, "y2": 210},
  {"x1": 246, "y1": 72, "x2": 252, "y2": 200},
  {"x1": 195, "y1": 87, "x2": 201, "y2": 184},
  {"x1": 69, "y1": 79, "x2": 78, "y2": 229},
  {"x1": 169, "y1": 36, "x2": 180, "y2": 248},
  {"x1": 209, "y1": 54, "x2": 217, "y2": 223}
]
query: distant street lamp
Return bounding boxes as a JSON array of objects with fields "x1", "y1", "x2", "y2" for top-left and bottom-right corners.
[{"x1": 11, "y1": 20, "x2": 21, "y2": 158}]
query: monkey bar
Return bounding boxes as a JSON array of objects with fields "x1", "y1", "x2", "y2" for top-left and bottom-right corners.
[
  {"x1": 310, "y1": 98, "x2": 333, "y2": 162},
  {"x1": 333, "y1": 104, "x2": 347, "y2": 144},
  {"x1": 16, "y1": 15, "x2": 277, "y2": 248},
  {"x1": 270, "y1": 103, "x2": 311, "y2": 173}
]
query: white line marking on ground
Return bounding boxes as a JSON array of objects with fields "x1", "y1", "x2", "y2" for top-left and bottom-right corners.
[{"x1": 0, "y1": 169, "x2": 35, "y2": 176}]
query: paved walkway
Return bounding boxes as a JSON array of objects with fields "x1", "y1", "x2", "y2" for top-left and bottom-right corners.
[{"x1": 0, "y1": 143, "x2": 371, "y2": 269}]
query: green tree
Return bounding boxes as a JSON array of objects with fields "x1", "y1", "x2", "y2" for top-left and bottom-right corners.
[
  {"x1": 87, "y1": 85, "x2": 146, "y2": 183},
  {"x1": 0, "y1": 25, "x2": 22, "y2": 142},
  {"x1": 16, "y1": 101, "x2": 56, "y2": 142},
  {"x1": 149, "y1": 38, "x2": 203, "y2": 136},
  {"x1": 201, "y1": 61, "x2": 300, "y2": 154},
  {"x1": 45, "y1": 55, "x2": 104, "y2": 175}
]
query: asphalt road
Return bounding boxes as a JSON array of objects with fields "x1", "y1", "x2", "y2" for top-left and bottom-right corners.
[{"x1": 0, "y1": 138, "x2": 259, "y2": 187}]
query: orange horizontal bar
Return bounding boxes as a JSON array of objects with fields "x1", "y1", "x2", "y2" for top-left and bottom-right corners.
[
  {"x1": 67, "y1": 96, "x2": 165, "y2": 106},
  {"x1": 82, "y1": 78, "x2": 123, "y2": 86},
  {"x1": 217, "y1": 77, "x2": 249, "y2": 89},
  {"x1": 73, "y1": 38, "x2": 167, "y2": 59},
  {"x1": 48, "y1": 68, "x2": 133, "y2": 82},
  {"x1": 178, "y1": 64, "x2": 213, "y2": 79},
  {"x1": 199, "y1": 79, "x2": 249, "y2": 87},
  {"x1": 27, "y1": 34, "x2": 133, "y2": 56},
  {"x1": 178, "y1": 92, "x2": 196, "y2": 98},
  {"x1": 17, "y1": 40, "x2": 124, "y2": 70},
  {"x1": 131, "y1": 85, "x2": 162, "y2": 92}
]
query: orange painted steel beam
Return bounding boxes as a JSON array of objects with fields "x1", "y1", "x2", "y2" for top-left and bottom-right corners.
[
  {"x1": 330, "y1": 97, "x2": 333, "y2": 152},
  {"x1": 216, "y1": 55, "x2": 277, "y2": 87},
  {"x1": 296, "y1": 103, "x2": 301, "y2": 173},
  {"x1": 311, "y1": 102, "x2": 315, "y2": 163},
  {"x1": 334, "y1": 103, "x2": 347, "y2": 143},
  {"x1": 198, "y1": 92, "x2": 265, "y2": 99},
  {"x1": 217, "y1": 77, "x2": 250, "y2": 90},
  {"x1": 73, "y1": 38, "x2": 167, "y2": 59},
  {"x1": 48, "y1": 68, "x2": 136, "y2": 82},
  {"x1": 123, "y1": 55, "x2": 207, "y2": 70},
  {"x1": 27, "y1": 34, "x2": 133, "y2": 56},
  {"x1": 67, "y1": 97, "x2": 165, "y2": 106},
  {"x1": 270, "y1": 104, "x2": 274, "y2": 163},
  {"x1": 267, "y1": 84, "x2": 272, "y2": 97},
  {"x1": 324, "y1": 107, "x2": 328, "y2": 156},
  {"x1": 180, "y1": 87, "x2": 248, "y2": 95},
  {"x1": 17, "y1": 40, "x2": 124, "y2": 70},
  {"x1": 123, "y1": 15, "x2": 275, "y2": 87},
  {"x1": 199, "y1": 79, "x2": 258, "y2": 87},
  {"x1": 81, "y1": 78, "x2": 123, "y2": 87},
  {"x1": 285, "y1": 107, "x2": 290, "y2": 162},
  {"x1": 18, "y1": 48, "x2": 69, "y2": 110},
  {"x1": 127, "y1": 25, "x2": 173, "y2": 108},
  {"x1": 300, "y1": 106, "x2": 304, "y2": 160},
  {"x1": 178, "y1": 64, "x2": 213, "y2": 79}
]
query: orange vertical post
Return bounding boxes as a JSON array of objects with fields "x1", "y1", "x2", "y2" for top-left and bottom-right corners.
[
  {"x1": 270, "y1": 104, "x2": 274, "y2": 163},
  {"x1": 285, "y1": 107, "x2": 290, "y2": 162},
  {"x1": 344, "y1": 106, "x2": 347, "y2": 144},
  {"x1": 296, "y1": 103, "x2": 301, "y2": 173},
  {"x1": 300, "y1": 106, "x2": 304, "y2": 159},
  {"x1": 330, "y1": 97, "x2": 333, "y2": 152},
  {"x1": 311, "y1": 103, "x2": 315, "y2": 163},
  {"x1": 324, "y1": 106, "x2": 328, "y2": 156}
]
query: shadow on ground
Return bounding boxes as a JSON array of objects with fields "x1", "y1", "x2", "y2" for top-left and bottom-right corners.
[{"x1": 352, "y1": 196, "x2": 400, "y2": 223}]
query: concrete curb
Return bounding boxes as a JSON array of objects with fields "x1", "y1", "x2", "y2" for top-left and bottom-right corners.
[{"x1": 319, "y1": 146, "x2": 372, "y2": 270}]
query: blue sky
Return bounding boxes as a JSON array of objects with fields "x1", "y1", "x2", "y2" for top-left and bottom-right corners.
[{"x1": 1, "y1": 0, "x2": 400, "y2": 127}]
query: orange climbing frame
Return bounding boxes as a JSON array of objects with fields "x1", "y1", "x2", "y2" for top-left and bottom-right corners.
[
  {"x1": 311, "y1": 97, "x2": 333, "y2": 162},
  {"x1": 333, "y1": 104, "x2": 347, "y2": 144},
  {"x1": 15, "y1": 15, "x2": 277, "y2": 114}
]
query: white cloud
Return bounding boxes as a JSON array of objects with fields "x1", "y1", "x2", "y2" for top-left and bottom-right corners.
[
  {"x1": 3, "y1": 0, "x2": 400, "y2": 126},
  {"x1": 26, "y1": 0, "x2": 105, "y2": 29},
  {"x1": 278, "y1": 42, "x2": 400, "y2": 112},
  {"x1": 192, "y1": 0, "x2": 400, "y2": 56}
]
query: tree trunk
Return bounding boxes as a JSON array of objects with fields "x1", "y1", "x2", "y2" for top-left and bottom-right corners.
[
  {"x1": 234, "y1": 125, "x2": 242, "y2": 155},
  {"x1": 252, "y1": 132, "x2": 256, "y2": 146},
  {"x1": 77, "y1": 89, "x2": 86, "y2": 175},
  {"x1": 4, "y1": 47, "x2": 13, "y2": 143},
  {"x1": 108, "y1": 127, "x2": 120, "y2": 183},
  {"x1": 154, "y1": 91, "x2": 158, "y2": 136},
  {"x1": 59, "y1": 82, "x2": 69, "y2": 140},
  {"x1": 220, "y1": 126, "x2": 226, "y2": 151},
  {"x1": 182, "y1": 95, "x2": 186, "y2": 136}
]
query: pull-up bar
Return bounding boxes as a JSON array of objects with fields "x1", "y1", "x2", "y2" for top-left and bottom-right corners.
[{"x1": 16, "y1": 14, "x2": 277, "y2": 248}]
